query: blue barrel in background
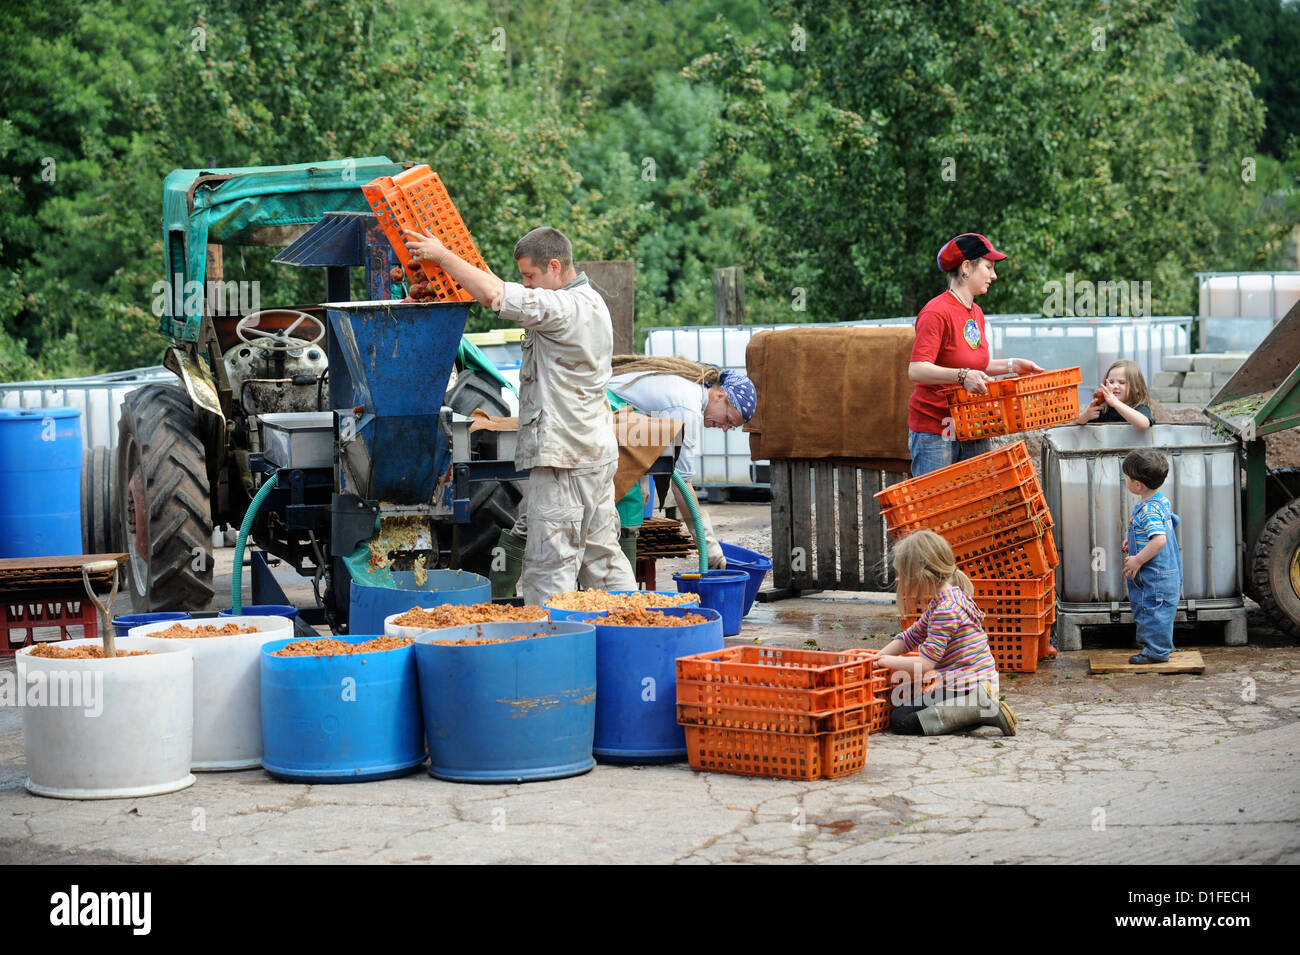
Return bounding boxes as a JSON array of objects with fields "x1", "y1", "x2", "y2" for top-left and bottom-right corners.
[
  {"x1": 0, "y1": 408, "x2": 82, "y2": 558},
  {"x1": 545, "y1": 591, "x2": 698, "y2": 621},
  {"x1": 673, "y1": 569, "x2": 750, "y2": 636},
  {"x1": 260, "y1": 635, "x2": 425, "y2": 783},
  {"x1": 111, "y1": 612, "x2": 191, "y2": 638},
  {"x1": 349, "y1": 569, "x2": 490, "y2": 635},
  {"x1": 220, "y1": 604, "x2": 298, "y2": 619},
  {"x1": 570, "y1": 607, "x2": 724, "y2": 763},
  {"x1": 414, "y1": 620, "x2": 596, "y2": 783},
  {"x1": 720, "y1": 542, "x2": 773, "y2": 617}
]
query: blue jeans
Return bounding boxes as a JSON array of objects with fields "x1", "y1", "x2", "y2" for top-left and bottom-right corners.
[{"x1": 907, "y1": 430, "x2": 991, "y2": 478}]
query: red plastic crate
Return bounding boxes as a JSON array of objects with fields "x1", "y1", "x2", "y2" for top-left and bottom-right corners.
[
  {"x1": 675, "y1": 646, "x2": 871, "y2": 691},
  {"x1": 941, "y1": 368, "x2": 1083, "y2": 440},
  {"x1": 1, "y1": 593, "x2": 98, "y2": 657},
  {"x1": 677, "y1": 700, "x2": 872, "y2": 734},
  {"x1": 682, "y1": 723, "x2": 868, "y2": 780},
  {"x1": 877, "y1": 441, "x2": 1033, "y2": 512},
  {"x1": 675, "y1": 672, "x2": 881, "y2": 712},
  {"x1": 362, "y1": 165, "x2": 490, "y2": 303},
  {"x1": 882, "y1": 470, "x2": 1046, "y2": 540}
]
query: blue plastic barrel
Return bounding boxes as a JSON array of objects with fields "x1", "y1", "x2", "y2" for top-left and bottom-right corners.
[
  {"x1": 570, "y1": 607, "x2": 724, "y2": 763},
  {"x1": 0, "y1": 408, "x2": 82, "y2": 559},
  {"x1": 546, "y1": 590, "x2": 698, "y2": 621},
  {"x1": 112, "y1": 611, "x2": 191, "y2": 638},
  {"x1": 413, "y1": 620, "x2": 596, "y2": 783},
  {"x1": 220, "y1": 604, "x2": 298, "y2": 619},
  {"x1": 673, "y1": 570, "x2": 750, "y2": 637},
  {"x1": 348, "y1": 569, "x2": 489, "y2": 635},
  {"x1": 720, "y1": 542, "x2": 773, "y2": 617},
  {"x1": 260, "y1": 636, "x2": 425, "y2": 783}
]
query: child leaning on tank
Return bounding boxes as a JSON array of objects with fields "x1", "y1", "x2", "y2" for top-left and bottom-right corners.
[{"x1": 1076, "y1": 359, "x2": 1155, "y2": 430}]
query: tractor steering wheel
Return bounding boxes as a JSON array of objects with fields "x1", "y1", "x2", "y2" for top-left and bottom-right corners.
[{"x1": 235, "y1": 309, "x2": 326, "y2": 354}]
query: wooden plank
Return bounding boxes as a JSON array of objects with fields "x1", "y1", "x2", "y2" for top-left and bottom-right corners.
[
  {"x1": 814, "y1": 461, "x2": 838, "y2": 589},
  {"x1": 790, "y1": 460, "x2": 813, "y2": 591},
  {"x1": 577, "y1": 261, "x2": 636, "y2": 355},
  {"x1": 861, "y1": 471, "x2": 887, "y2": 589},
  {"x1": 1088, "y1": 650, "x2": 1205, "y2": 675},
  {"x1": 713, "y1": 266, "x2": 745, "y2": 326},
  {"x1": 0, "y1": 554, "x2": 127, "y2": 572},
  {"x1": 837, "y1": 465, "x2": 860, "y2": 588},
  {"x1": 769, "y1": 459, "x2": 792, "y2": 589}
]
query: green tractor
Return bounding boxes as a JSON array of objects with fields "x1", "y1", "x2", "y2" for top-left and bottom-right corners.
[{"x1": 112, "y1": 157, "x2": 520, "y2": 624}]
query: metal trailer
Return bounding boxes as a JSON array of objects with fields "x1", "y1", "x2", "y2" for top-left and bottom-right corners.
[{"x1": 1043, "y1": 300, "x2": 1300, "y2": 646}]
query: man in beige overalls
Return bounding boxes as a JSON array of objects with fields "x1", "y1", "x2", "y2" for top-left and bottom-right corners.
[{"x1": 403, "y1": 225, "x2": 638, "y2": 605}]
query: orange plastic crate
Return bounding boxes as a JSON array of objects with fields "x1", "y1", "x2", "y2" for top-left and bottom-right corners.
[
  {"x1": 987, "y1": 627, "x2": 1046, "y2": 672},
  {"x1": 675, "y1": 677, "x2": 872, "y2": 712},
  {"x1": 362, "y1": 165, "x2": 490, "y2": 302},
  {"x1": 898, "y1": 571, "x2": 1055, "y2": 618},
  {"x1": 945, "y1": 505, "x2": 1053, "y2": 564},
  {"x1": 877, "y1": 441, "x2": 1032, "y2": 512},
  {"x1": 957, "y1": 529, "x2": 1057, "y2": 579},
  {"x1": 677, "y1": 700, "x2": 872, "y2": 734},
  {"x1": 900, "y1": 603, "x2": 1055, "y2": 633},
  {"x1": 1038, "y1": 626, "x2": 1055, "y2": 660},
  {"x1": 683, "y1": 724, "x2": 868, "y2": 780},
  {"x1": 675, "y1": 646, "x2": 871, "y2": 690},
  {"x1": 942, "y1": 368, "x2": 1082, "y2": 440},
  {"x1": 878, "y1": 472, "x2": 1050, "y2": 545}
]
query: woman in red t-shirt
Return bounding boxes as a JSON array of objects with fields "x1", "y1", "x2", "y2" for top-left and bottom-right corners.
[{"x1": 906, "y1": 233, "x2": 1044, "y2": 477}]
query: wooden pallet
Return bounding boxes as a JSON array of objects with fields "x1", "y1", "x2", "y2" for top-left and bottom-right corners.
[{"x1": 1087, "y1": 650, "x2": 1206, "y2": 674}]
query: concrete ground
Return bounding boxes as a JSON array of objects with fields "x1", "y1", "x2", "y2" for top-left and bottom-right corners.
[{"x1": 1, "y1": 502, "x2": 1298, "y2": 864}]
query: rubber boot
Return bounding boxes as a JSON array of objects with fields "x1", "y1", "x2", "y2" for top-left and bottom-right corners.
[
  {"x1": 619, "y1": 529, "x2": 637, "y2": 571},
  {"x1": 490, "y1": 529, "x2": 526, "y2": 599},
  {"x1": 916, "y1": 681, "x2": 1017, "y2": 737}
]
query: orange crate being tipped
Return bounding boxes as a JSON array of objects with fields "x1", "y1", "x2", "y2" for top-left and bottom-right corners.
[
  {"x1": 682, "y1": 723, "x2": 868, "y2": 780},
  {"x1": 877, "y1": 441, "x2": 1033, "y2": 513},
  {"x1": 362, "y1": 165, "x2": 490, "y2": 302},
  {"x1": 941, "y1": 367, "x2": 1082, "y2": 440}
]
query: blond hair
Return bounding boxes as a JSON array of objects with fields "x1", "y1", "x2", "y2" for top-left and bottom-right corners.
[
  {"x1": 892, "y1": 530, "x2": 973, "y2": 614},
  {"x1": 1104, "y1": 359, "x2": 1150, "y2": 407},
  {"x1": 610, "y1": 355, "x2": 724, "y2": 389}
]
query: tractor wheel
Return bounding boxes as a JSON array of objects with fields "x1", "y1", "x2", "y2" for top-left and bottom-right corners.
[
  {"x1": 113, "y1": 384, "x2": 215, "y2": 612},
  {"x1": 1251, "y1": 498, "x2": 1300, "y2": 639},
  {"x1": 81, "y1": 445, "x2": 116, "y2": 554},
  {"x1": 444, "y1": 370, "x2": 520, "y2": 574}
]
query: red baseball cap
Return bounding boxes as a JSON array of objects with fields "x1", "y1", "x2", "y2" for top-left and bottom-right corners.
[{"x1": 937, "y1": 233, "x2": 1007, "y2": 272}]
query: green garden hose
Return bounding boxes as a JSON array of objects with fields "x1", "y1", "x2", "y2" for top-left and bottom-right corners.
[
  {"x1": 671, "y1": 471, "x2": 709, "y2": 574},
  {"x1": 232, "y1": 471, "x2": 280, "y2": 613}
]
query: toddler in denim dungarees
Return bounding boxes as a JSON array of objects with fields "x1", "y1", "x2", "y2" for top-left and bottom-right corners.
[{"x1": 1121, "y1": 449, "x2": 1183, "y2": 664}]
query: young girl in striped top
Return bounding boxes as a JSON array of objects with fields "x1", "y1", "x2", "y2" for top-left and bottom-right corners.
[{"x1": 876, "y1": 530, "x2": 1017, "y2": 736}]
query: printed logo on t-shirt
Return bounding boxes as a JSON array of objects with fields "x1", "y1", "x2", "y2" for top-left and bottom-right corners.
[{"x1": 963, "y1": 318, "x2": 982, "y2": 349}]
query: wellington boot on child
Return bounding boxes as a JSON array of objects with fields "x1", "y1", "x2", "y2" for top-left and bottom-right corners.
[
  {"x1": 916, "y1": 682, "x2": 1017, "y2": 737},
  {"x1": 489, "y1": 529, "x2": 527, "y2": 599}
]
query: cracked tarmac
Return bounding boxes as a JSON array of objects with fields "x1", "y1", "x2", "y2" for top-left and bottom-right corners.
[{"x1": 2, "y1": 503, "x2": 1297, "y2": 864}]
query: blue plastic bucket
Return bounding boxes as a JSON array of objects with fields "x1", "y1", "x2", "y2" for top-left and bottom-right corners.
[
  {"x1": 348, "y1": 569, "x2": 489, "y2": 635},
  {"x1": 260, "y1": 635, "x2": 425, "y2": 783},
  {"x1": 413, "y1": 620, "x2": 596, "y2": 783},
  {"x1": 111, "y1": 612, "x2": 191, "y2": 638},
  {"x1": 0, "y1": 408, "x2": 82, "y2": 559},
  {"x1": 546, "y1": 590, "x2": 698, "y2": 621},
  {"x1": 220, "y1": 604, "x2": 298, "y2": 619},
  {"x1": 673, "y1": 570, "x2": 749, "y2": 637},
  {"x1": 570, "y1": 607, "x2": 724, "y2": 763},
  {"x1": 720, "y1": 542, "x2": 773, "y2": 617}
]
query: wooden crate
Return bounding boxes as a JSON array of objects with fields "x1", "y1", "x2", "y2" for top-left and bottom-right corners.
[{"x1": 768, "y1": 459, "x2": 907, "y2": 595}]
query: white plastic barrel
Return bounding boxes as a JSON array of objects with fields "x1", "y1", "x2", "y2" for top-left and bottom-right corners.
[
  {"x1": 18, "y1": 638, "x2": 195, "y2": 799},
  {"x1": 131, "y1": 615, "x2": 294, "y2": 770}
]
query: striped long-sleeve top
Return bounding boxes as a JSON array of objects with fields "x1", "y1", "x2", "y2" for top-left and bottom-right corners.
[{"x1": 899, "y1": 585, "x2": 999, "y2": 695}]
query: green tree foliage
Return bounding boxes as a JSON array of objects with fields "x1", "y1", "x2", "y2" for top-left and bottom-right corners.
[
  {"x1": 694, "y1": 0, "x2": 1298, "y2": 321},
  {"x1": 1183, "y1": 0, "x2": 1300, "y2": 158}
]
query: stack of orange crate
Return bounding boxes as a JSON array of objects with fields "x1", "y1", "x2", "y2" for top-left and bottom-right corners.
[
  {"x1": 362, "y1": 164, "x2": 491, "y2": 303},
  {"x1": 876, "y1": 440, "x2": 1058, "y2": 672},
  {"x1": 675, "y1": 647, "x2": 886, "y2": 780}
]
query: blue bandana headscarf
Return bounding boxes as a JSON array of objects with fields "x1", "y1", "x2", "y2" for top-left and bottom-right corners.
[{"x1": 719, "y1": 370, "x2": 758, "y2": 422}]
